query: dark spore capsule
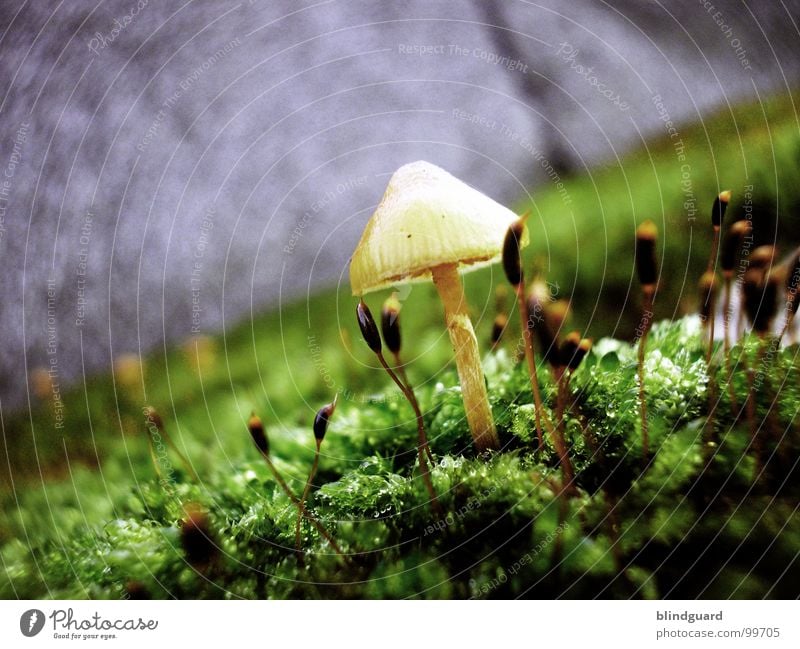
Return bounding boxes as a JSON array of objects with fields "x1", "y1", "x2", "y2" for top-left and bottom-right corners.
[
  {"x1": 248, "y1": 413, "x2": 269, "y2": 456},
  {"x1": 749, "y1": 245, "x2": 776, "y2": 270},
  {"x1": 711, "y1": 190, "x2": 731, "y2": 228},
  {"x1": 356, "y1": 299, "x2": 382, "y2": 354},
  {"x1": 635, "y1": 220, "x2": 658, "y2": 287},
  {"x1": 538, "y1": 299, "x2": 570, "y2": 368},
  {"x1": 381, "y1": 294, "x2": 402, "y2": 354},
  {"x1": 502, "y1": 219, "x2": 526, "y2": 287},
  {"x1": 313, "y1": 396, "x2": 337, "y2": 442},
  {"x1": 559, "y1": 331, "x2": 582, "y2": 370},
  {"x1": 144, "y1": 406, "x2": 163, "y2": 432},
  {"x1": 721, "y1": 220, "x2": 749, "y2": 274},
  {"x1": 742, "y1": 269, "x2": 761, "y2": 326},
  {"x1": 180, "y1": 505, "x2": 218, "y2": 569},
  {"x1": 491, "y1": 313, "x2": 508, "y2": 347},
  {"x1": 124, "y1": 581, "x2": 151, "y2": 600},
  {"x1": 526, "y1": 281, "x2": 549, "y2": 333},
  {"x1": 743, "y1": 269, "x2": 779, "y2": 334},
  {"x1": 527, "y1": 290, "x2": 552, "y2": 359}
]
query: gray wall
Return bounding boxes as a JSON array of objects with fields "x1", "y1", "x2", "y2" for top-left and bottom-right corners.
[{"x1": 1, "y1": 0, "x2": 798, "y2": 405}]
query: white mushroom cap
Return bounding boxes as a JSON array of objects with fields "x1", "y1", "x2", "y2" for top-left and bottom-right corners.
[{"x1": 350, "y1": 161, "x2": 527, "y2": 296}]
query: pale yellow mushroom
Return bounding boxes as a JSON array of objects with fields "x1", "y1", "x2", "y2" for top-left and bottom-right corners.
[{"x1": 350, "y1": 161, "x2": 527, "y2": 451}]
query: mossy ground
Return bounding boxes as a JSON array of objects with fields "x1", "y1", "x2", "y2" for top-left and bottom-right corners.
[
  {"x1": 2, "y1": 317, "x2": 799, "y2": 599},
  {"x1": 2, "y1": 91, "x2": 800, "y2": 599}
]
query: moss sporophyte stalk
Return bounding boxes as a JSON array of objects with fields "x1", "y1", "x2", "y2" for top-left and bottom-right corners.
[
  {"x1": 635, "y1": 220, "x2": 658, "y2": 461},
  {"x1": 356, "y1": 299, "x2": 440, "y2": 513},
  {"x1": 502, "y1": 214, "x2": 546, "y2": 451},
  {"x1": 247, "y1": 412, "x2": 347, "y2": 559},
  {"x1": 721, "y1": 218, "x2": 751, "y2": 412},
  {"x1": 297, "y1": 395, "x2": 337, "y2": 554}
]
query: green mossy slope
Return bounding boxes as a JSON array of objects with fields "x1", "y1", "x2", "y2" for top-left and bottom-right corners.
[{"x1": 3, "y1": 318, "x2": 799, "y2": 599}]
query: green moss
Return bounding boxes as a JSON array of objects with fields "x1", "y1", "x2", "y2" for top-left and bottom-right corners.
[{"x1": 3, "y1": 316, "x2": 800, "y2": 599}]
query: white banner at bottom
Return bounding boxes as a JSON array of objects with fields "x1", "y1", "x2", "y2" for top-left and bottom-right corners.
[{"x1": 0, "y1": 600, "x2": 796, "y2": 648}]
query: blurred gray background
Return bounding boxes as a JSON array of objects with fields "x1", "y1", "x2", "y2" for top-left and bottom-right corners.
[{"x1": 1, "y1": 0, "x2": 799, "y2": 406}]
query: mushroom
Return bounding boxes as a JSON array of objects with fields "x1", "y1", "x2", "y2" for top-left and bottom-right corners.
[{"x1": 350, "y1": 161, "x2": 526, "y2": 451}]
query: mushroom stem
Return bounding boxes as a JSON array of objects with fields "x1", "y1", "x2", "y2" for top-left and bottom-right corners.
[{"x1": 431, "y1": 263, "x2": 499, "y2": 451}]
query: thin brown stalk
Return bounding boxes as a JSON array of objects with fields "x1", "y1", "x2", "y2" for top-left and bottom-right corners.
[
  {"x1": 296, "y1": 438, "x2": 321, "y2": 554},
  {"x1": 705, "y1": 226, "x2": 721, "y2": 365},
  {"x1": 258, "y1": 450, "x2": 346, "y2": 559},
  {"x1": 554, "y1": 367, "x2": 575, "y2": 487},
  {"x1": 746, "y1": 340, "x2": 767, "y2": 482},
  {"x1": 146, "y1": 433, "x2": 164, "y2": 483},
  {"x1": 376, "y1": 353, "x2": 441, "y2": 515},
  {"x1": 516, "y1": 282, "x2": 546, "y2": 449},
  {"x1": 391, "y1": 351, "x2": 434, "y2": 465},
  {"x1": 638, "y1": 287, "x2": 654, "y2": 462},
  {"x1": 722, "y1": 275, "x2": 739, "y2": 415},
  {"x1": 145, "y1": 408, "x2": 199, "y2": 482}
]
